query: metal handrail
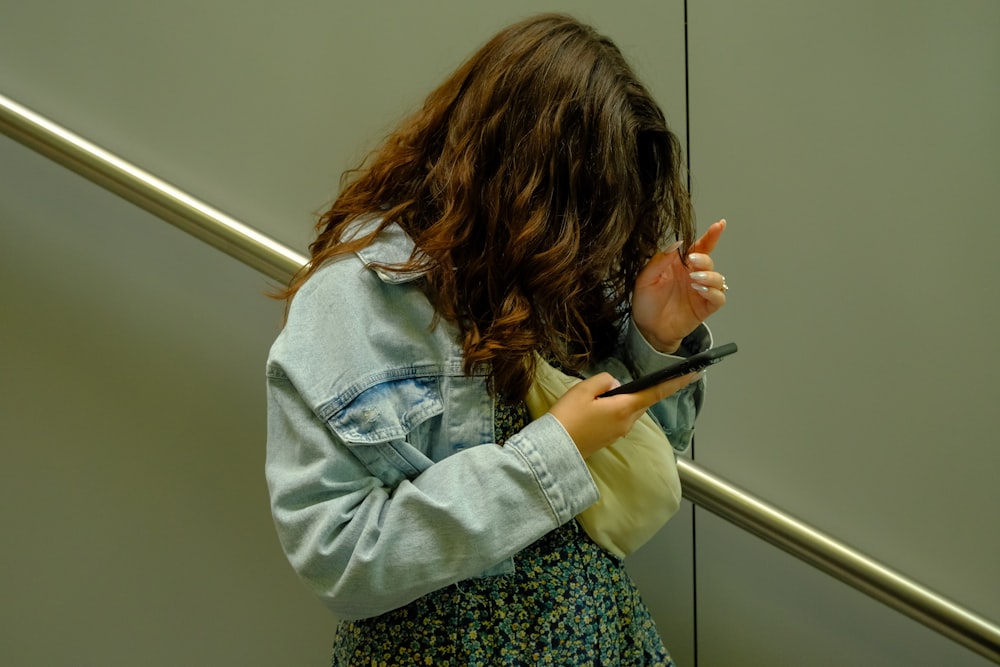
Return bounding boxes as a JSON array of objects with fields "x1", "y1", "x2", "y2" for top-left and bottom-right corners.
[
  {"x1": 680, "y1": 461, "x2": 1000, "y2": 663},
  {"x1": 3, "y1": 92, "x2": 998, "y2": 665},
  {"x1": 0, "y1": 94, "x2": 307, "y2": 282}
]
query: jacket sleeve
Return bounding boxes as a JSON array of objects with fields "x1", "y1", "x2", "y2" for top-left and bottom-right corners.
[
  {"x1": 264, "y1": 267, "x2": 599, "y2": 621},
  {"x1": 590, "y1": 320, "x2": 712, "y2": 453}
]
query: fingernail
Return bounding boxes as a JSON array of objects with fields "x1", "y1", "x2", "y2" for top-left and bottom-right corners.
[
  {"x1": 689, "y1": 271, "x2": 709, "y2": 281},
  {"x1": 687, "y1": 253, "x2": 708, "y2": 264},
  {"x1": 663, "y1": 240, "x2": 683, "y2": 254},
  {"x1": 691, "y1": 283, "x2": 709, "y2": 293}
]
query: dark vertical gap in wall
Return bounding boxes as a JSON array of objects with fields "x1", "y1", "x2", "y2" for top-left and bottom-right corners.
[
  {"x1": 683, "y1": 1, "x2": 700, "y2": 665},
  {"x1": 683, "y1": 1, "x2": 692, "y2": 199}
]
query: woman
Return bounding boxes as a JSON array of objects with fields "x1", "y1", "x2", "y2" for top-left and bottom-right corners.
[{"x1": 266, "y1": 13, "x2": 727, "y2": 666}]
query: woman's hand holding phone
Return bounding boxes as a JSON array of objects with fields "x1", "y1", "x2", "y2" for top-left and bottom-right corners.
[{"x1": 548, "y1": 370, "x2": 703, "y2": 459}]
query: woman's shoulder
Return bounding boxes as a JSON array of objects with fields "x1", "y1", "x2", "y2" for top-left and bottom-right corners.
[
  {"x1": 290, "y1": 220, "x2": 419, "y2": 301},
  {"x1": 269, "y1": 222, "x2": 446, "y2": 389}
]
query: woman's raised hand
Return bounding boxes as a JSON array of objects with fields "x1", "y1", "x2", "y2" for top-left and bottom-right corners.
[
  {"x1": 548, "y1": 371, "x2": 702, "y2": 459},
  {"x1": 631, "y1": 219, "x2": 728, "y2": 354}
]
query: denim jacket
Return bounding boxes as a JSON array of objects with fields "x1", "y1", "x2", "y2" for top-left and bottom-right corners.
[{"x1": 265, "y1": 220, "x2": 711, "y2": 620}]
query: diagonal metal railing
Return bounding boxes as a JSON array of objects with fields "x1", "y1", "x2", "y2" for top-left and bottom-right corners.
[
  {"x1": 0, "y1": 93, "x2": 307, "y2": 282},
  {"x1": 3, "y1": 92, "x2": 998, "y2": 664}
]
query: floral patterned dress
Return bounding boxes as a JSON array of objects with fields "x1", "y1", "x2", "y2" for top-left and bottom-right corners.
[{"x1": 330, "y1": 399, "x2": 675, "y2": 666}]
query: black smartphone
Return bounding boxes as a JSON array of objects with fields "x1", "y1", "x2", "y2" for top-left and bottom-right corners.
[{"x1": 598, "y1": 342, "x2": 738, "y2": 397}]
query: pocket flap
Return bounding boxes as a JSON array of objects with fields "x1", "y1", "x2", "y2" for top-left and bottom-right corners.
[{"x1": 327, "y1": 377, "x2": 443, "y2": 445}]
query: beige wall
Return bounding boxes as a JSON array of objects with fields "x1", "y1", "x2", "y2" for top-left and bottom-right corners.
[
  {"x1": 687, "y1": 1, "x2": 999, "y2": 664},
  {"x1": 1, "y1": 1, "x2": 997, "y2": 665}
]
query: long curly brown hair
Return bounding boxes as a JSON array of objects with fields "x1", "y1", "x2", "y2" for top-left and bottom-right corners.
[{"x1": 282, "y1": 13, "x2": 694, "y2": 400}]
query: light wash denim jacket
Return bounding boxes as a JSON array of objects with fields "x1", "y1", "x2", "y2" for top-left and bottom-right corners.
[{"x1": 265, "y1": 221, "x2": 711, "y2": 620}]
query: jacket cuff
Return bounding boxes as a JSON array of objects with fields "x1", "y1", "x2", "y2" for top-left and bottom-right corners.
[
  {"x1": 507, "y1": 413, "x2": 600, "y2": 524},
  {"x1": 626, "y1": 320, "x2": 713, "y2": 375}
]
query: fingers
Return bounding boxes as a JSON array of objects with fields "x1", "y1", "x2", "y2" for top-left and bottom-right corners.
[
  {"x1": 581, "y1": 372, "x2": 622, "y2": 396},
  {"x1": 690, "y1": 218, "x2": 726, "y2": 254},
  {"x1": 688, "y1": 247, "x2": 728, "y2": 305},
  {"x1": 690, "y1": 275, "x2": 728, "y2": 308},
  {"x1": 689, "y1": 270, "x2": 726, "y2": 292},
  {"x1": 599, "y1": 369, "x2": 703, "y2": 416},
  {"x1": 685, "y1": 219, "x2": 725, "y2": 275},
  {"x1": 629, "y1": 370, "x2": 704, "y2": 408}
]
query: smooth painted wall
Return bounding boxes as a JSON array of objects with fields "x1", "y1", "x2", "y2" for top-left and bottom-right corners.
[{"x1": 687, "y1": 1, "x2": 999, "y2": 664}]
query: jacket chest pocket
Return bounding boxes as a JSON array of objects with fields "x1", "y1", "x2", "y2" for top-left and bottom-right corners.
[{"x1": 324, "y1": 377, "x2": 443, "y2": 487}]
